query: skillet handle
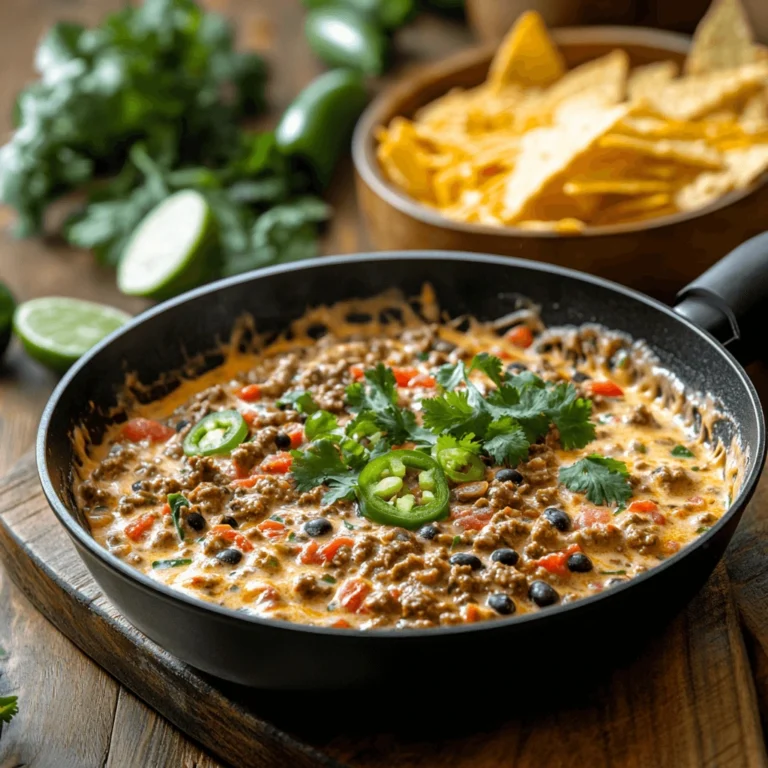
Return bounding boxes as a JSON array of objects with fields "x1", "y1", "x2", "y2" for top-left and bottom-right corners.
[{"x1": 675, "y1": 232, "x2": 768, "y2": 364}]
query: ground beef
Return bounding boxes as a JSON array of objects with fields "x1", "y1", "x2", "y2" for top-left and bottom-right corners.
[
  {"x1": 623, "y1": 524, "x2": 660, "y2": 553},
  {"x1": 231, "y1": 427, "x2": 278, "y2": 473},
  {"x1": 364, "y1": 589, "x2": 400, "y2": 615},
  {"x1": 293, "y1": 574, "x2": 332, "y2": 598},
  {"x1": 473, "y1": 515, "x2": 531, "y2": 551},
  {"x1": 181, "y1": 455, "x2": 228, "y2": 489},
  {"x1": 653, "y1": 465, "x2": 695, "y2": 495},
  {"x1": 627, "y1": 404, "x2": 658, "y2": 426},
  {"x1": 188, "y1": 482, "x2": 230, "y2": 516},
  {"x1": 488, "y1": 481, "x2": 524, "y2": 511},
  {"x1": 93, "y1": 444, "x2": 137, "y2": 481},
  {"x1": 79, "y1": 481, "x2": 113, "y2": 507},
  {"x1": 388, "y1": 553, "x2": 426, "y2": 581},
  {"x1": 482, "y1": 563, "x2": 529, "y2": 594},
  {"x1": 296, "y1": 360, "x2": 349, "y2": 412},
  {"x1": 259, "y1": 354, "x2": 300, "y2": 398}
]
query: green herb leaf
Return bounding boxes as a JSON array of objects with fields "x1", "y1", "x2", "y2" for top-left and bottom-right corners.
[
  {"x1": 558, "y1": 454, "x2": 632, "y2": 506},
  {"x1": 469, "y1": 352, "x2": 504, "y2": 387},
  {"x1": 290, "y1": 439, "x2": 359, "y2": 503},
  {"x1": 267, "y1": 556, "x2": 279, "y2": 568},
  {"x1": 599, "y1": 569, "x2": 627, "y2": 575},
  {"x1": 451, "y1": 535, "x2": 461, "y2": 550},
  {"x1": 277, "y1": 390, "x2": 319, "y2": 414},
  {"x1": 422, "y1": 390, "x2": 491, "y2": 436},
  {"x1": 435, "y1": 360, "x2": 466, "y2": 391},
  {"x1": 435, "y1": 433, "x2": 482, "y2": 456},
  {"x1": 151, "y1": 558, "x2": 192, "y2": 569},
  {"x1": 545, "y1": 383, "x2": 595, "y2": 450},
  {"x1": 322, "y1": 574, "x2": 337, "y2": 584},
  {"x1": 305, "y1": 410, "x2": 338, "y2": 440},
  {"x1": 0, "y1": 695, "x2": 18, "y2": 724},
  {"x1": 343, "y1": 520, "x2": 355, "y2": 530},
  {"x1": 483, "y1": 417, "x2": 530, "y2": 466},
  {"x1": 671, "y1": 445, "x2": 695, "y2": 458},
  {"x1": 167, "y1": 492, "x2": 189, "y2": 542}
]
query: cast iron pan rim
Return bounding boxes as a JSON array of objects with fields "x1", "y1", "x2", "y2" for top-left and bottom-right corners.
[{"x1": 37, "y1": 251, "x2": 766, "y2": 640}]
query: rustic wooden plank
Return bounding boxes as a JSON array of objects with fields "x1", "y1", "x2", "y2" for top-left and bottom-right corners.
[{"x1": 2, "y1": 452, "x2": 766, "y2": 768}]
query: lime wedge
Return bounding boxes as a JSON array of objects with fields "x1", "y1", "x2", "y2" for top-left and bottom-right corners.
[
  {"x1": 13, "y1": 297, "x2": 131, "y2": 372},
  {"x1": 0, "y1": 282, "x2": 16, "y2": 358},
  {"x1": 117, "y1": 189, "x2": 218, "y2": 300}
]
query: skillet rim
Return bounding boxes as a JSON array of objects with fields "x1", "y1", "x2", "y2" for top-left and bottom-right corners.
[{"x1": 37, "y1": 251, "x2": 767, "y2": 641}]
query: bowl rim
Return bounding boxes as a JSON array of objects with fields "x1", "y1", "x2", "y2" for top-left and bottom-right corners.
[
  {"x1": 352, "y1": 25, "x2": 768, "y2": 240},
  {"x1": 37, "y1": 251, "x2": 766, "y2": 641}
]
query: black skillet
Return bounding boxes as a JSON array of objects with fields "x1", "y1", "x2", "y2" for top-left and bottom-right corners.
[{"x1": 38, "y1": 233, "x2": 768, "y2": 690}]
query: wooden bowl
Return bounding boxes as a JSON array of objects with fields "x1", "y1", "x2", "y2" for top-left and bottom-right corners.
[{"x1": 352, "y1": 27, "x2": 768, "y2": 301}]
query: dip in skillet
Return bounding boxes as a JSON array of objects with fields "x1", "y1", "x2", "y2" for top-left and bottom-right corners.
[{"x1": 74, "y1": 290, "x2": 731, "y2": 630}]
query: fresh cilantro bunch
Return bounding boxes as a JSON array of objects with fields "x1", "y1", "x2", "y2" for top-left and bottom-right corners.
[
  {"x1": 0, "y1": 0, "x2": 328, "y2": 277},
  {"x1": 422, "y1": 352, "x2": 596, "y2": 465},
  {"x1": 558, "y1": 454, "x2": 632, "y2": 505}
]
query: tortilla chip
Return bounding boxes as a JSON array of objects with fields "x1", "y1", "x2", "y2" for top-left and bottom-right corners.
[
  {"x1": 593, "y1": 193, "x2": 673, "y2": 225},
  {"x1": 645, "y1": 61, "x2": 768, "y2": 121},
  {"x1": 628, "y1": 60, "x2": 679, "y2": 103},
  {"x1": 500, "y1": 105, "x2": 628, "y2": 222},
  {"x1": 486, "y1": 11, "x2": 565, "y2": 92},
  {"x1": 564, "y1": 179, "x2": 671, "y2": 197},
  {"x1": 598, "y1": 133, "x2": 724, "y2": 169},
  {"x1": 685, "y1": 0, "x2": 758, "y2": 75}
]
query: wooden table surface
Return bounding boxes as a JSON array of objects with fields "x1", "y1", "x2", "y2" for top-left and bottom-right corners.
[{"x1": 1, "y1": 3, "x2": 767, "y2": 768}]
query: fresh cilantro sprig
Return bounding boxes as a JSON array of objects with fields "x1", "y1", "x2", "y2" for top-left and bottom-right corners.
[
  {"x1": 558, "y1": 454, "x2": 632, "y2": 505},
  {"x1": 0, "y1": 695, "x2": 18, "y2": 725},
  {"x1": 291, "y1": 439, "x2": 359, "y2": 504}
]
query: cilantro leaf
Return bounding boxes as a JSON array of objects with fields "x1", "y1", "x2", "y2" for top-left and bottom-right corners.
[
  {"x1": 435, "y1": 433, "x2": 482, "y2": 456},
  {"x1": 304, "y1": 410, "x2": 338, "y2": 440},
  {"x1": 0, "y1": 695, "x2": 18, "y2": 725},
  {"x1": 346, "y1": 363, "x2": 396, "y2": 413},
  {"x1": 290, "y1": 440, "x2": 359, "y2": 504},
  {"x1": 436, "y1": 361, "x2": 466, "y2": 391},
  {"x1": 469, "y1": 353, "x2": 504, "y2": 387},
  {"x1": 277, "y1": 390, "x2": 319, "y2": 414},
  {"x1": 558, "y1": 454, "x2": 632, "y2": 506},
  {"x1": 488, "y1": 385, "x2": 552, "y2": 441},
  {"x1": 483, "y1": 418, "x2": 530, "y2": 465},
  {"x1": 421, "y1": 390, "x2": 492, "y2": 437},
  {"x1": 551, "y1": 395, "x2": 596, "y2": 450}
]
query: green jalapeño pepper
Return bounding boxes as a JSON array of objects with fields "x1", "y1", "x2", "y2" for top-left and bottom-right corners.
[
  {"x1": 434, "y1": 447, "x2": 485, "y2": 483},
  {"x1": 357, "y1": 449, "x2": 449, "y2": 529},
  {"x1": 183, "y1": 410, "x2": 248, "y2": 457}
]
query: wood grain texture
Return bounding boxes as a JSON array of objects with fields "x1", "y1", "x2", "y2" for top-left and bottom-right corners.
[{"x1": 2, "y1": 452, "x2": 768, "y2": 768}]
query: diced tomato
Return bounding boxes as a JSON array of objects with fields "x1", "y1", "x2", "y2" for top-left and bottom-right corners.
[
  {"x1": 589, "y1": 381, "x2": 624, "y2": 397},
  {"x1": 389, "y1": 587, "x2": 402, "y2": 600},
  {"x1": 665, "y1": 540, "x2": 681, "y2": 554},
  {"x1": 286, "y1": 426, "x2": 304, "y2": 449},
  {"x1": 125, "y1": 513, "x2": 156, "y2": 541},
  {"x1": 298, "y1": 540, "x2": 322, "y2": 565},
  {"x1": 506, "y1": 326, "x2": 534, "y2": 348},
  {"x1": 627, "y1": 500, "x2": 658, "y2": 513},
  {"x1": 242, "y1": 410, "x2": 259, "y2": 427},
  {"x1": 231, "y1": 474, "x2": 269, "y2": 489},
  {"x1": 409, "y1": 373, "x2": 436, "y2": 388},
  {"x1": 576, "y1": 507, "x2": 612, "y2": 528},
  {"x1": 211, "y1": 524, "x2": 254, "y2": 552},
  {"x1": 257, "y1": 519, "x2": 286, "y2": 539},
  {"x1": 256, "y1": 585, "x2": 281, "y2": 607},
  {"x1": 687, "y1": 495, "x2": 705, "y2": 507},
  {"x1": 331, "y1": 618, "x2": 352, "y2": 629},
  {"x1": 337, "y1": 578, "x2": 372, "y2": 613},
  {"x1": 121, "y1": 418, "x2": 174, "y2": 443},
  {"x1": 535, "y1": 543, "x2": 582, "y2": 576},
  {"x1": 392, "y1": 366, "x2": 419, "y2": 387},
  {"x1": 161, "y1": 503, "x2": 171, "y2": 516},
  {"x1": 463, "y1": 604, "x2": 481, "y2": 623},
  {"x1": 454, "y1": 511, "x2": 493, "y2": 530},
  {"x1": 261, "y1": 452, "x2": 293, "y2": 474},
  {"x1": 349, "y1": 365, "x2": 365, "y2": 380},
  {"x1": 236, "y1": 384, "x2": 262, "y2": 402},
  {"x1": 319, "y1": 536, "x2": 355, "y2": 562},
  {"x1": 626, "y1": 500, "x2": 666, "y2": 524}
]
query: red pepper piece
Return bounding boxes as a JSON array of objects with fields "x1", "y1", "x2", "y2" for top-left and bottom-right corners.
[{"x1": 121, "y1": 418, "x2": 174, "y2": 443}]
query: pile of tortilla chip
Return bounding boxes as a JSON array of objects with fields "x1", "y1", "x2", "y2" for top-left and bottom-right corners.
[{"x1": 375, "y1": 0, "x2": 768, "y2": 231}]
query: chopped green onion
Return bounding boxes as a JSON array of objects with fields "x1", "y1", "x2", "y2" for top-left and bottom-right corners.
[
  {"x1": 288, "y1": 532, "x2": 296, "y2": 541},
  {"x1": 343, "y1": 520, "x2": 355, "y2": 530},
  {"x1": 451, "y1": 534, "x2": 461, "y2": 550},
  {"x1": 167, "y1": 493, "x2": 190, "y2": 542},
  {"x1": 635, "y1": 443, "x2": 647, "y2": 454},
  {"x1": 599, "y1": 569, "x2": 626, "y2": 575},
  {"x1": 691, "y1": 466, "x2": 700, "y2": 472},
  {"x1": 322, "y1": 574, "x2": 337, "y2": 584},
  {"x1": 671, "y1": 445, "x2": 695, "y2": 458},
  {"x1": 267, "y1": 556, "x2": 279, "y2": 568},
  {"x1": 152, "y1": 558, "x2": 192, "y2": 570}
]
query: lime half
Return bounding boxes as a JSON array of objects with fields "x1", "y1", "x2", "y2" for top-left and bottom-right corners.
[
  {"x1": 0, "y1": 283, "x2": 16, "y2": 358},
  {"x1": 117, "y1": 189, "x2": 218, "y2": 300},
  {"x1": 14, "y1": 297, "x2": 131, "y2": 372}
]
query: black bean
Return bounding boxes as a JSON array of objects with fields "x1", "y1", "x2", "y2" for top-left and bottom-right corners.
[
  {"x1": 488, "y1": 593, "x2": 516, "y2": 615},
  {"x1": 304, "y1": 518, "x2": 333, "y2": 537},
  {"x1": 186, "y1": 512, "x2": 206, "y2": 532},
  {"x1": 571, "y1": 371, "x2": 591, "y2": 383},
  {"x1": 417, "y1": 524, "x2": 439, "y2": 540},
  {"x1": 567, "y1": 552, "x2": 593, "y2": 572},
  {"x1": 275, "y1": 432, "x2": 292, "y2": 450},
  {"x1": 449, "y1": 553, "x2": 483, "y2": 570},
  {"x1": 131, "y1": 480, "x2": 144, "y2": 492},
  {"x1": 175, "y1": 419, "x2": 189, "y2": 432},
  {"x1": 491, "y1": 548, "x2": 519, "y2": 566},
  {"x1": 495, "y1": 468, "x2": 523, "y2": 484},
  {"x1": 543, "y1": 507, "x2": 571, "y2": 532},
  {"x1": 506, "y1": 362, "x2": 527, "y2": 373},
  {"x1": 529, "y1": 580, "x2": 559, "y2": 607},
  {"x1": 221, "y1": 516, "x2": 239, "y2": 529},
  {"x1": 217, "y1": 548, "x2": 242, "y2": 565}
]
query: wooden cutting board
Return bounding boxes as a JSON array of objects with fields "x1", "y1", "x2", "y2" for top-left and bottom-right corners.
[{"x1": 2, "y1": 452, "x2": 768, "y2": 768}]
